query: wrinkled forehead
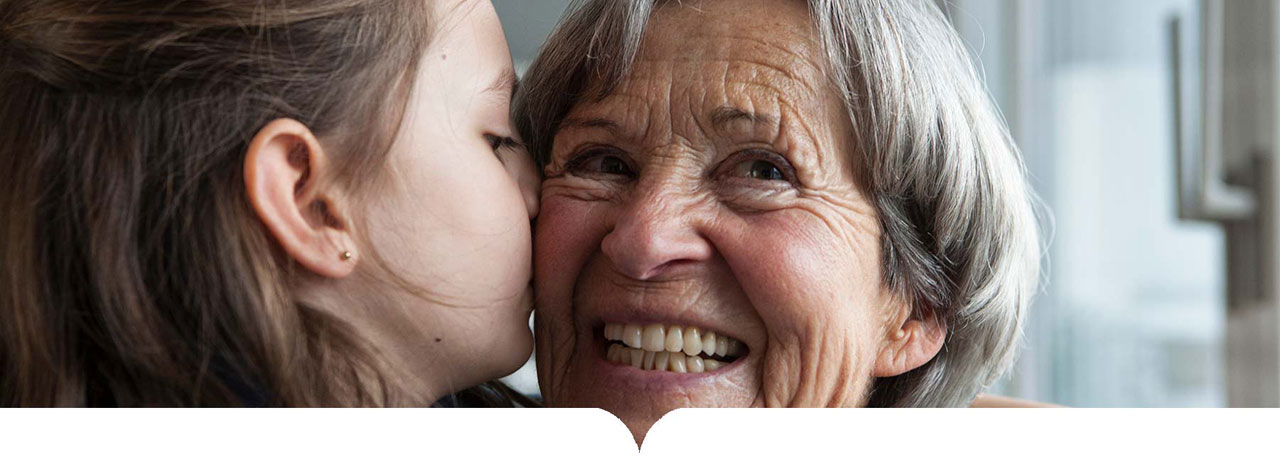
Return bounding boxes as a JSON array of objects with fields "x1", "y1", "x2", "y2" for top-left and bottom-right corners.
[
  {"x1": 647, "y1": 0, "x2": 822, "y2": 92},
  {"x1": 640, "y1": 0, "x2": 823, "y2": 71},
  {"x1": 569, "y1": 0, "x2": 836, "y2": 131}
]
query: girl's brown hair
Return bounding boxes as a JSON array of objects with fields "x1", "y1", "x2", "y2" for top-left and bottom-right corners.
[{"x1": 0, "y1": 0, "x2": 432, "y2": 406}]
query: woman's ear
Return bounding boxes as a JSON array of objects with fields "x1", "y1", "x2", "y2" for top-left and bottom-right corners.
[
  {"x1": 244, "y1": 118, "x2": 358, "y2": 279},
  {"x1": 872, "y1": 300, "x2": 946, "y2": 378}
]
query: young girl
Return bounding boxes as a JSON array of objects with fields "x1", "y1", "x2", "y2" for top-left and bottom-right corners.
[{"x1": 0, "y1": 0, "x2": 538, "y2": 406}]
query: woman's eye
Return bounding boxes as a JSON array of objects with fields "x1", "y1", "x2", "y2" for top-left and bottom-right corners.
[
  {"x1": 744, "y1": 160, "x2": 785, "y2": 180},
  {"x1": 727, "y1": 151, "x2": 793, "y2": 183},
  {"x1": 597, "y1": 156, "x2": 630, "y2": 175},
  {"x1": 566, "y1": 148, "x2": 635, "y2": 178}
]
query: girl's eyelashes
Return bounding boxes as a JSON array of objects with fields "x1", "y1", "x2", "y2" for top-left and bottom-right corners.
[
  {"x1": 485, "y1": 133, "x2": 520, "y2": 151},
  {"x1": 484, "y1": 134, "x2": 522, "y2": 161}
]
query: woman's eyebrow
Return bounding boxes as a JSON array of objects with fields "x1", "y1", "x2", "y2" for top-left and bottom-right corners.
[
  {"x1": 558, "y1": 117, "x2": 621, "y2": 135},
  {"x1": 710, "y1": 106, "x2": 777, "y2": 128}
]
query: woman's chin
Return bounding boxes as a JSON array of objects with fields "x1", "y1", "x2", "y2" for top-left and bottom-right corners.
[{"x1": 545, "y1": 348, "x2": 760, "y2": 437}]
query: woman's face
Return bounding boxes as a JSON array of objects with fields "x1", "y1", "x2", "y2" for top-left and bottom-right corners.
[
  {"x1": 353, "y1": 0, "x2": 538, "y2": 398},
  {"x1": 535, "y1": 0, "x2": 911, "y2": 434}
]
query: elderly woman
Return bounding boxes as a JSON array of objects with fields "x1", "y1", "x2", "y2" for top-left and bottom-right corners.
[{"x1": 514, "y1": 0, "x2": 1041, "y2": 438}]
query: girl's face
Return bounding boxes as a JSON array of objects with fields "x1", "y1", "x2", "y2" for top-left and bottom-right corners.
[{"x1": 351, "y1": 0, "x2": 539, "y2": 398}]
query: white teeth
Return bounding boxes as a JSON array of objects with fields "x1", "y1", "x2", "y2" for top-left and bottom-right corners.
[
  {"x1": 704, "y1": 358, "x2": 722, "y2": 371},
  {"x1": 686, "y1": 355, "x2": 704, "y2": 373},
  {"x1": 664, "y1": 326, "x2": 684, "y2": 353},
  {"x1": 603, "y1": 322, "x2": 746, "y2": 372},
  {"x1": 683, "y1": 327, "x2": 702, "y2": 356},
  {"x1": 669, "y1": 352, "x2": 688, "y2": 373},
  {"x1": 642, "y1": 324, "x2": 666, "y2": 352},
  {"x1": 622, "y1": 324, "x2": 643, "y2": 349},
  {"x1": 605, "y1": 343, "x2": 737, "y2": 373}
]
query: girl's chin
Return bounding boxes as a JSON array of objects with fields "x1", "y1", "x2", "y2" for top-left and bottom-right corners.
[{"x1": 485, "y1": 325, "x2": 535, "y2": 379}]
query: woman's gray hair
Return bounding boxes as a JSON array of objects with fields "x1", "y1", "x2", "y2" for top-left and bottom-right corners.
[{"x1": 515, "y1": 0, "x2": 1043, "y2": 407}]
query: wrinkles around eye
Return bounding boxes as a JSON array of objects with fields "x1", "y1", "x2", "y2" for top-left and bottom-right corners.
[{"x1": 541, "y1": 177, "x2": 623, "y2": 203}]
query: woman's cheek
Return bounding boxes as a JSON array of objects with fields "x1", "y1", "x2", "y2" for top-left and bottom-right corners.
[
  {"x1": 533, "y1": 193, "x2": 609, "y2": 399},
  {"x1": 727, "y1": 210, "x2": 883, "y2": 407},
  {"x1": 759, "y1": 319, "x2": 869, "y2": 407},
  {"x1": 534, "y1": 196, "x2": 591, "y2": 311},
  {"x1": 534, "y1": 192, "x2": 615, "y2": 290}
]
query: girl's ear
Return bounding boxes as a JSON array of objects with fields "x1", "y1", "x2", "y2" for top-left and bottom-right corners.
[
  {"x1": 244, "y1": 118, "x2": 358, "y2": 278},
  {"x1": 872, "y1": 302, "x2": 946, "y2": 378}
]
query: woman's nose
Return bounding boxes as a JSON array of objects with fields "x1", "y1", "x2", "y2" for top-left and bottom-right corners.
[{"x1": 600, "y1": 186, "x2": 713, "y2": 281}]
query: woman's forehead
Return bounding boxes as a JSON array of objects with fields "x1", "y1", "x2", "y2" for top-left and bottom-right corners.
[
  {"x1": 638, "y1": 1, "x2": 824, "y2": 79},
  {"x1": 648, "y1": 0, "x2": 815, "y2": 41},
  {"x1": 579, "y1": 0, "x2": 831, "y2": 114},
  {"x1": 560, "y1": 45, "x2": 840, "y2": 148}
]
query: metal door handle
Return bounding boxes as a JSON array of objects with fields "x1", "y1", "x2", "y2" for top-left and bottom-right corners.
[{"x1": 1171, "y1": 0, "x2": 1257, "y2": 223}]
